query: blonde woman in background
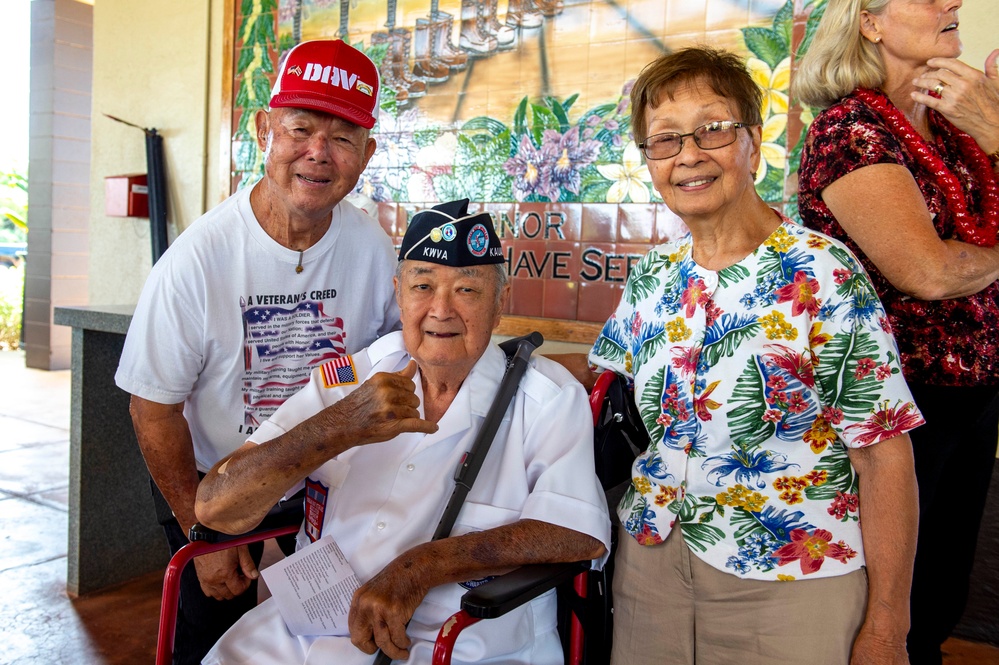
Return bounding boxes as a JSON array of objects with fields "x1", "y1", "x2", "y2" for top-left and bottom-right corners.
[{"x1": 795, "y1": 2, "x2": 999, "y2": 663}]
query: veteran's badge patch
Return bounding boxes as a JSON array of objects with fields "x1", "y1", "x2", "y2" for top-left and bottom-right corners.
[
  {"x1": 459, "y1": 575, "x2": 497, "y2": 590},
  {"x1": 305, "y1": 478, "x2": 329, "y2": 543}
]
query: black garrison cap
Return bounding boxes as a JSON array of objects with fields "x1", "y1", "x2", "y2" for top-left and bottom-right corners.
[{"x1": 398, "y1": 199, "x2": 504, "y2": 266}]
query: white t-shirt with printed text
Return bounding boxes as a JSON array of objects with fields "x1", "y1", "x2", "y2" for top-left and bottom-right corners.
[{"x1": 115, "y1": 185, "x2": 400, "y2": 470}]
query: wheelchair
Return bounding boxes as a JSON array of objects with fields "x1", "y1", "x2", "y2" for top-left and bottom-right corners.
[{"x1": 156, "y1": 370, "x2": 643, "y2": 665}]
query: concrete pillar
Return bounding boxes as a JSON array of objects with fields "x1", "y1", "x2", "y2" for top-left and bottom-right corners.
[{"x1": 25, "y1": 0, "x2": 93, "y2": 370}]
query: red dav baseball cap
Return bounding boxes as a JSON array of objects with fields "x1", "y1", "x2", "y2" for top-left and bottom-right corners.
[{"x1": 269, "y1": 40, "x2": 380, "y2": 129}]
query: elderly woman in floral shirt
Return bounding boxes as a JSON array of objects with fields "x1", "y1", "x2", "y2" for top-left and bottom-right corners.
[{"x1": 581, "y1": 47, "x2": 923, "y2": 665}]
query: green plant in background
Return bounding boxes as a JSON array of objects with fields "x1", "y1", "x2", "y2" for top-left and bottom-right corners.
[
  {"x1": 0, "y1": 168, "x2": 27, "y2": 349},
  {"x1": 0, "y1": 262, "x2": 23, "y2": 350},
  {"x1": 0, "y1": 169, "x2": 28, "y2": 243},
  {"x1": 454, "y1": 119, "x2": 515, "y2": 202}
]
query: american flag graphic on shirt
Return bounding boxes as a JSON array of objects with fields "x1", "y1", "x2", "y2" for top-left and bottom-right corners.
[
  {"x1": 320, "y1": 355, "x2": 358, "y2": 388},
  {"x1": 239, "y1": 296, "x2": 347, "y2": 427}
]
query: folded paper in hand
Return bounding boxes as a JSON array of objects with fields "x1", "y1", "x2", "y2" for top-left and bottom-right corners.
[{"x1": 260, "y1": 534, "x2": 360, "y2": 636}]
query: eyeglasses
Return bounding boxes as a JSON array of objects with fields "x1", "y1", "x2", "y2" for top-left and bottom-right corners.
[{"x1": 637, "y1": 121, "x2": 752, "y2": 160}]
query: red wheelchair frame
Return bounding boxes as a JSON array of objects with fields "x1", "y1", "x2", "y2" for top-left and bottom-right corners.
[{"x1": 156, "y1": 524, "x2": 301, "y2": 665}]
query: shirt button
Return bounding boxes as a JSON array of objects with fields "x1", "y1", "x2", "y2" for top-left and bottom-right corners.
[
  {"x1": 376, "y1": 522, "x2": 386, "y2": 530},
  {"x1": 407, "y1": 464, "x2": 415, "y2": 472}
]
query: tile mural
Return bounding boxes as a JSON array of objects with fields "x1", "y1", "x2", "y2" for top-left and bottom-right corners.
[{"x1": 229, "y1": 0, "x2": 827, "y2": 331}]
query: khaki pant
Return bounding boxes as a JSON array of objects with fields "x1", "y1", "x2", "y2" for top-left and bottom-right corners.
[{"x1": 610, "y1": 524, "x2": 868, "y2": 665}]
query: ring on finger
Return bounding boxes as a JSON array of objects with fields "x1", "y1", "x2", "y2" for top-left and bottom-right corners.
[{"x1": 933, "y1": 83, "x2": 945, "y2": 96}]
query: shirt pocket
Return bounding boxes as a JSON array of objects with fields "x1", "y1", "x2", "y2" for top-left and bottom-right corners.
[
  {"x1": 296, "y1": 459, "x2": 350, "y2": 550},
  {"x1": 451, "y1": 501, "x2": 522, "y2": 537}
]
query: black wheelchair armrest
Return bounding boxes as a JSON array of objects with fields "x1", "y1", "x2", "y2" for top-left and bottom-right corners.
[
  {"x1": 188, "y1": 488, "x2": 306, "y2": 544},
  {"x1": 458, "y1": 559, "x2": 590, "y2": 619}
]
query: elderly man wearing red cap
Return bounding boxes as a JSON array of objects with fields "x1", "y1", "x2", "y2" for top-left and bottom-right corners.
[
  {"x1": 195, "y1": 199, "x2": 610, "y2": 665},
  {"x1": 115, "y1": 41, "x2": 400, "y2": 665}
]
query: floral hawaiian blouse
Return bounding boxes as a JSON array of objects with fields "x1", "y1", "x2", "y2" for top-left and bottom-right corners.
[
  {"x1": 799, "y1": 90, "x2": 999, "y2": 387},
  {"x1": 588, "y1": 214, "x2": 924, "y2": 581}
]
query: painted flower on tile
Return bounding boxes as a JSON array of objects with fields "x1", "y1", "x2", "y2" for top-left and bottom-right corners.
[
  {"x1": 747, "y1": 56, "x2": 790, "y2": 118},
  {"x1": 755, "y1": 113, "x2": 788, "y2": 185},
  {"x1": 543, "y1": 127, "x2": 602, "y2": 196},
  {"x1": 504, "y1": 135, "x2": 555, "y2": 201},
  {"x1": 741, "y1": 2, "x2": 798, "y2": 207},
  {"x1": 354, "y1": 172, "x2": 388, "y2": 203},
  {"x1": 596, "y1": 143, "x2": 654, "y2": 203}
]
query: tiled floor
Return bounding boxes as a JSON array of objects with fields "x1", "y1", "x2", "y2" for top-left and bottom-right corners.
[
  {"x1": 0, "y1": 348, "x2": 997, "y2": 664},
  {"x1": 0, "y1": 350, "x2": 160, "y2": 664}
]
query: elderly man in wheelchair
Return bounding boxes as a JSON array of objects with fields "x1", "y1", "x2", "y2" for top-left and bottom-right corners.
[{"x1": 194, "y1": 199, "x2": 611, "y2": 665}]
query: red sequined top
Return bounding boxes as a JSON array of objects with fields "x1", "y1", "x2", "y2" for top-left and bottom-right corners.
[{"x1": 798, "y1": 91, "x2": 999, "y2": 386}]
